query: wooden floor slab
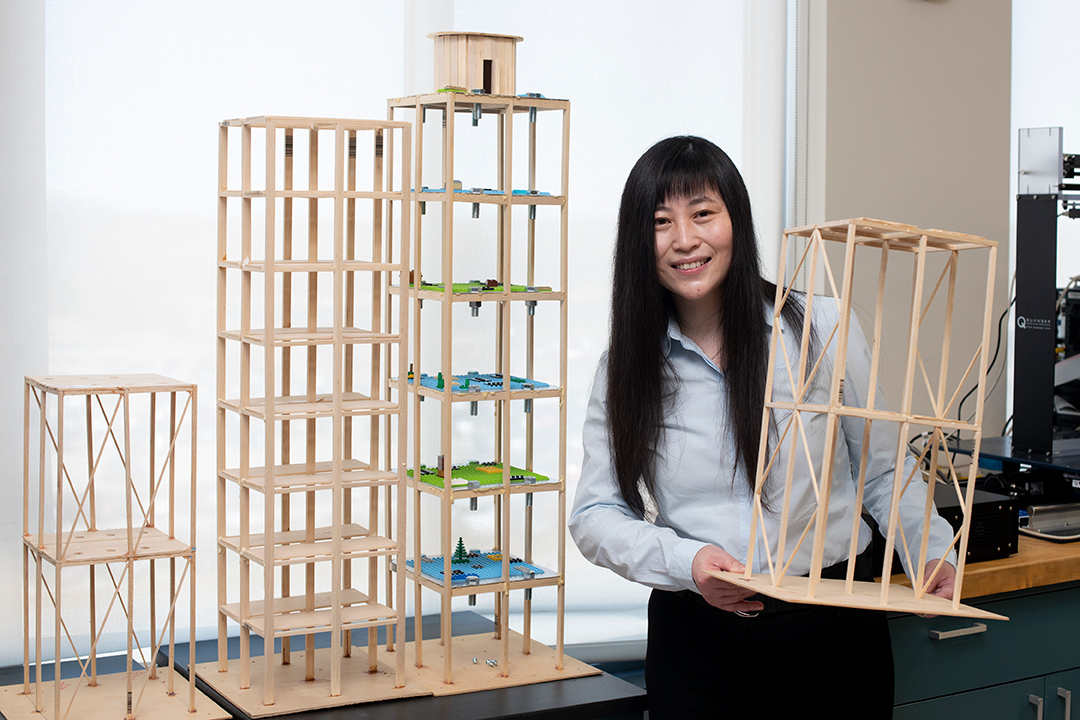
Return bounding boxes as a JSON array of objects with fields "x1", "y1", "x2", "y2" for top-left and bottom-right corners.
[
  {"x1": 405, "y1": 630, "x2": 600, "y2": 696},
  {"x1": 0, "y1": 669, "x2": 229, "y2": 720},
  {"x1": 193, "y1": 647, "x2": 429, "y2": 718},
  {"x1": 708, "y1": 570, "x2": 1009, "y2": 620}
]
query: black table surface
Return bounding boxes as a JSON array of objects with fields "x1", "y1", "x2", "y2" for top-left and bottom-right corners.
[
  {"x1": 950, "y1": 434, "x2": 1080, "y2": 473},
  {"x1": 2, "y1": 612, "x2": 647, "y2": 720}
]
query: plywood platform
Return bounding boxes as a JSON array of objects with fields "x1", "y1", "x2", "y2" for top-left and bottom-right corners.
[
  {"x1": 709, "y1": 570, "x2": 1008, "y2": 620},
  {"x1": 194, "y1": 648, "x2": 428, "y2": 718},
  {"x1": 0, "y1": 669, "x2": 229, "y2": 720},
  {"x1": 405, "y1": 631, "x2": 599, "y2": 696}
]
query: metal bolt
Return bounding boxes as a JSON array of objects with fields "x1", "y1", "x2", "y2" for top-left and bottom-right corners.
[{"x1": 472, "y1": 202, "x2": 480, "y2": 219}]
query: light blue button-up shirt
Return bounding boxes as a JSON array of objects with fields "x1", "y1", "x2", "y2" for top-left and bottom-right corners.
[{"x1": 569, "y1": 297, "x2": 955, "y2": 594}]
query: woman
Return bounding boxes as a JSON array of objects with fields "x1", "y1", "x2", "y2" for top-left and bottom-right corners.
[{"x1": 569, "y1": 136, "x2": 955, "y2": 718}]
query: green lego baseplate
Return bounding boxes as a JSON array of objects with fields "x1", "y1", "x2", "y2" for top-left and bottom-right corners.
[
  {"x1": 407, "y1": 460, "x2": 551, "y2": 490},
  {"x1": 411, "y1": 279, "x2": 552, "y2": 293}
]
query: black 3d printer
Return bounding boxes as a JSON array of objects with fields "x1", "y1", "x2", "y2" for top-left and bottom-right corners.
[
  {"x1": 938, "y1": 127, "x2": 1080, "y2": 558},
  {"x1": 990, "y1": 127, "x2": 1080, "y2": 541}
]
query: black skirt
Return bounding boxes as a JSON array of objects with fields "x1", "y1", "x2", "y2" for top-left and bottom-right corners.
[{"x1": 645, "y1": 554, "x2": 894, "y2": 719}]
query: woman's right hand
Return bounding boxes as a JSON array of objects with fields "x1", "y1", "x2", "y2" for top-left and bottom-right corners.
[{"x1": 691, "y1": 544, "x2": 765, "y2": 613}]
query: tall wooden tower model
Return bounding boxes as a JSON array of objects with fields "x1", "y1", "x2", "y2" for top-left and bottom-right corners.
[
  {"x1": 198, "y1": 116, "x2": 424, "y2": 716},
  {"x1": 388, "y1": 32, "x2": 595, "y2": 691}
]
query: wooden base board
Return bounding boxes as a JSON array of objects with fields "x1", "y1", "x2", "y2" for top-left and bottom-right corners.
[
  {"x1": 708, "y1": 570, "x2": 1008, "y2": 620},
  {"x1": 0, "y1": 669, "x2": 230, "y2": 720},
  {"x1": 193, "y1": 647, "x2": 429, "y2": 718},
  {"x1": 405, "y1": 630, "x2": 600, "y2": 696}
]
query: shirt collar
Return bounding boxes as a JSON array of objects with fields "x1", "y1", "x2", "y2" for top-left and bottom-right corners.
[
  {"x1": 664, "y1": 317, "x2": 720, "y2": 372},
  {"x1": 763, "y1": 298, "x2": 778, "y2": 329},
  {"x1": 664, "y1": 299, "x2": 777, "y2": 347},
  {"x1": 663, "y1": 299, "x2": 778, "y2": 372}
]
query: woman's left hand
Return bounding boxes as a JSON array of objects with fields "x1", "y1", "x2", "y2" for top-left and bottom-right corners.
[{"x1": 922, "y1": 558, "x2": 955, "y2": 601}]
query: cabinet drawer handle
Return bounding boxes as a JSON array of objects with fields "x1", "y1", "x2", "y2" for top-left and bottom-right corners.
[
  {"x1": 1059, "y1": 687, "x2": 1072, "y2": 720},
  {"x1": 928, "y1": 622, "x2": 987, "y2": 640},
  {"x1": 1031, "y1": 694, "x2": 1044, "y2": 720}
]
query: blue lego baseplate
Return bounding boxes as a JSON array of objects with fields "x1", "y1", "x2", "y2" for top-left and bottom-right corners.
[
  {"x1": 406, "y1": 551, "x2": 551, "y2": 587},
  {"x1": 407, "y1": 371, "x2": 550, "y2": 393},
  {"x1": 419, "y1": 187, "x2": 553, "y2": 196}
]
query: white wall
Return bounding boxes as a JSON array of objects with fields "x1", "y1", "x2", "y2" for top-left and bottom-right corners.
[
  {"x1": 0, "y1": 0, "x2": 48, "y2": 667},
  {"x1": 819, "y1": 0, "x2": 1013, "y2": 431},
  {"x1": 0, "y1": 0, "x2": 770, "y2": 666}
]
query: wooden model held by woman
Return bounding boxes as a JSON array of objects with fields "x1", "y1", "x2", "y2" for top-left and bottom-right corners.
[{"x1": 569, "y1": 136, "x2": 991, "y2": 717}]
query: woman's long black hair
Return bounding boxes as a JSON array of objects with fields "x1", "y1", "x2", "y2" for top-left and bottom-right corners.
[{"x1": 607, "y1": 136, "x2": 804, "y2": 518}]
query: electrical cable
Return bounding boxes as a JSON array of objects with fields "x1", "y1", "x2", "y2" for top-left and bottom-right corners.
[
  {"x1": 1057, "y1": 273, "x2": 1080, "y2": 314},
  {"x1": 945, "y1": 276, "x2": 1015, "y2": 477},
  {"x1": 957, "y1": 293, "x2": 1016, "y2": 425}
]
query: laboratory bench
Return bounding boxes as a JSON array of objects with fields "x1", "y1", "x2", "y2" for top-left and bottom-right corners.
[{"x1": 891, "y1": 536, "x2": 1080, "y2": 719}]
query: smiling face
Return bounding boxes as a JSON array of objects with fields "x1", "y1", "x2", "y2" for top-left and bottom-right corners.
[{"x1": 653, "y1": 190, "x2": 733, "y2": 318}]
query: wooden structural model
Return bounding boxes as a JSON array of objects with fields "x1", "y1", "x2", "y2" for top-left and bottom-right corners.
[
  {"x1": 387, "y1": 33, "x2": 597, "y2": 692},
  {"x1": 3, "y1": 374, "x2": 227, "y2": 720},
  {"x1": 430, "y1": 32, "x2": 522, "y2": 96},
  {"x1": 196, "y1": 116, "x2": 423, "y2": 716},
  {"x1": 708, "y1": 218, "x2": 1005, "y2": 620}
]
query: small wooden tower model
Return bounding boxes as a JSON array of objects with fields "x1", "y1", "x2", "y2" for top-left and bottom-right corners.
[
  {"x1": 6, "y1": 374, "x2": 226, "y2": 720},
  {"x1": 710, "y1": 218, "x2": 1004, "y2": 620}
]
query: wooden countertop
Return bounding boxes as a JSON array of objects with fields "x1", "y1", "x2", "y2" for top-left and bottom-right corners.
[
  {"x1": 891, "y1": 535, "x2": 1080, "y2": 599},
  {"x1": 961, "y1": 535, "x2": 1080, "y2": 598}
]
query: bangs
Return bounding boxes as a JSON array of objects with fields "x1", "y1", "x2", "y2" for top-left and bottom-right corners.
[{"x1": 651, "y1": 145, "x2": 722, "y2": 207}]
